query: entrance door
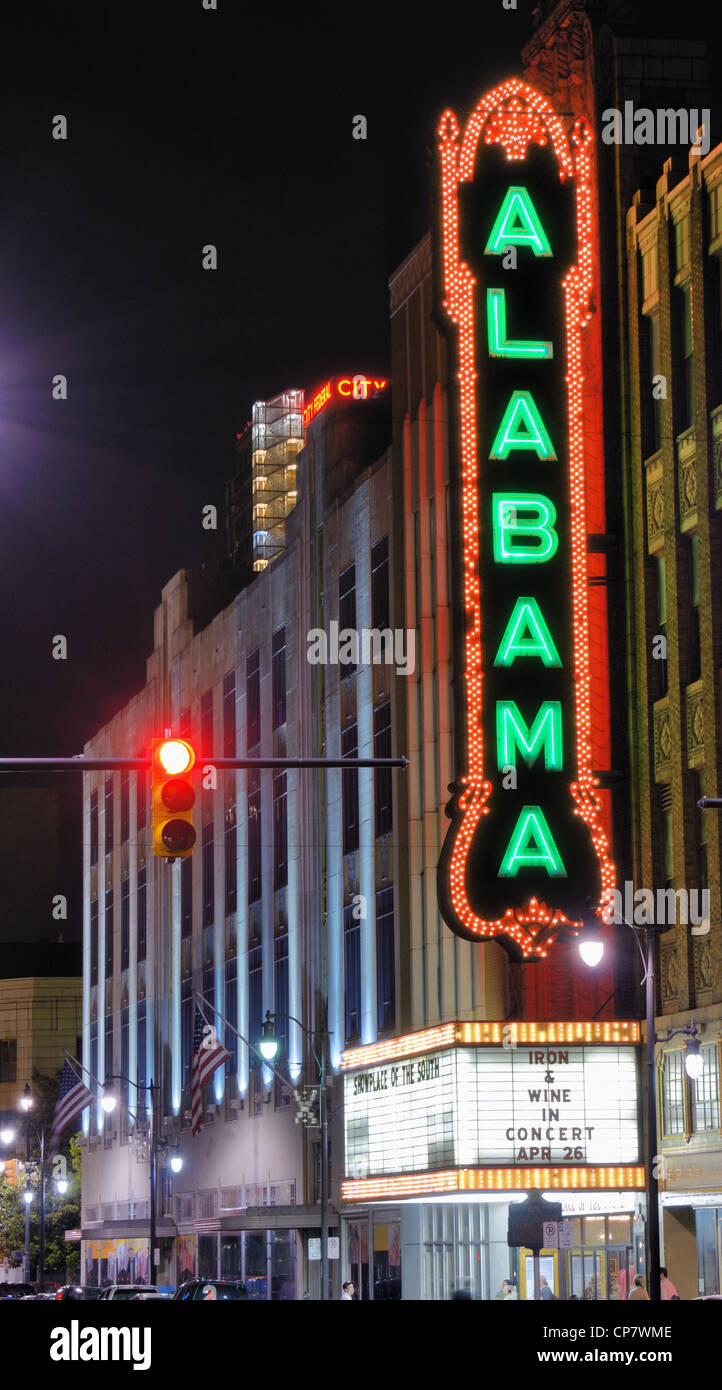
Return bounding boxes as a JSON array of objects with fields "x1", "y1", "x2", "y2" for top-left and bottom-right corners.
[{"x1": 346, "y1": 1219, "x2": 370, "y2": 1300}]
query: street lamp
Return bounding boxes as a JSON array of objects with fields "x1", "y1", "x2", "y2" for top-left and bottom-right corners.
[
  {"x1": 0, "y1": 1127, "x2": 15, "y2": 1146},
  {"x1": 578, "y1": 919, "x2": 703, "y2": 1301},
  {"x1": 258, "y1": 1009, "x2": 331, "y2": 1302},
  {"x1": 103, "y1": 1073, "x2": 183, "y2": 1282}
]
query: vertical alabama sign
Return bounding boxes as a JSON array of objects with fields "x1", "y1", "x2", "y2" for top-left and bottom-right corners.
[{"x1": 436, "y1": 79, "x2": 615, "y2": 959}]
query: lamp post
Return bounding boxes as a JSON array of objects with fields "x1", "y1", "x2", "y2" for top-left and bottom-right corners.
[
  {"x1": 101, "y1": 1074, "x2": 181, "y2": 1283},
  {"x1": 4, "y1": 1086, "x2": 55, "y2": 1290},
  {"x1": 260, "y1": 1009, "x2": 331, "y2": 1301},
  {"x1": 578, "y1": 918, "x2": 704, "y2": 1301}
]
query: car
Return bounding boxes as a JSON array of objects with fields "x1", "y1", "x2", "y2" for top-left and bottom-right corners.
[
  {"x1": 131, "y1": 1291, "x2": 168, "y2": 1300},
  {"x1": 54, "y1": 1285, "x2": 103, "y2": 1301},
  {"x1": 97, "y1": 1285, "x2": 160, "y2": 1301},
  {"x1": 172, "y1": 1280, "x2": 250, "y2": 1301},
  {"x1": 0, "y1": 1283, "x2": 34, "y2": 1299}
]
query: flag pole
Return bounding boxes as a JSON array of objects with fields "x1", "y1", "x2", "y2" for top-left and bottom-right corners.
[{"x1": 193, "y1": 992, "x2": 299, "y2": 1104}]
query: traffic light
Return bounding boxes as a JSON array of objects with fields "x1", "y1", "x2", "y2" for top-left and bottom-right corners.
[
  {"x1": 1, "y1": 1159, "x2": 18, "y2": 1187},
  {"x1": 151, "y1": 737, "x2": 196, "y2": 859}
]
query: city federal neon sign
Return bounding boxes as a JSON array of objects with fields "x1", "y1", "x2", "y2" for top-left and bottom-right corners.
[
  {"x1": 436, "y1": 79, "x2": 614, "y2": 959},
  {"x1": 303, "y1": 375, "x2": 388, "y2": 427}
]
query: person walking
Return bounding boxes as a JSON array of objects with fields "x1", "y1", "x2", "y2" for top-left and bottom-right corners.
[
  {"x1": 340, "y1": 1281, "x2": 355, "y2": 1300},
  {"x1": 660, "y1": 1267, "x2": 678, "y2": 1300},
  {"x1": 628, "y1": 1274, "x2": 650, "y2": 1301},
  {"x1": 501, "y1": 1280, "x2": 518, "y2": 1300},
  {"x1": 540, "y1": 1276, "x2": 556, "y2": 1301}
]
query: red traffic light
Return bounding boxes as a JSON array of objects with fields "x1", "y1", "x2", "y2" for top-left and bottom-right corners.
[
  {"x1": 157, "y1": 739, "x2": 194, "y2": 775},
  {"x1": 151, "y1": 737, "x2": 197, "y2": 859},
  {"x1": 160, "y1": 778, "x2": 195, "y2": 813}
]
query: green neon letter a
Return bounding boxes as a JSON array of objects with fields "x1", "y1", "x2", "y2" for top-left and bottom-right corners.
[
  {"x1": 494, "y1": 597, "x2": 561, "y2": 667},
  {"x1": 499, "y1": 805, "x2": 567, "y2": 877},
  {"x1": 496, "y1": 701, "x2": 563, "y2": 770},
  {"x1": 485, "y1": 186, "x2": 553, "y2": 257},
  {"x1": 490, "y1": 391, "x2": 556, "y2": 460}
]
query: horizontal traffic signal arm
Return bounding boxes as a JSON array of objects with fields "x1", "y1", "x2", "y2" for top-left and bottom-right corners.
[{"x1": 0, "y1": 756, "x2": 408, "y2": 770}]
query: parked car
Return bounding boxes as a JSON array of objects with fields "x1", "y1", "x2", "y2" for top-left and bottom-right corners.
[
  {"x1": 97, "y1": 1285, "x2": 159, "y2": 1301},
  {"x1": 131, "y1": 1291, "x2": 168, "y2": 1300},
  {"x1": 172, "y1": 1280, "x2": 250, "y2": 1301},
  {"x1": 0, "y1": 1283, "x2": 34, "y2": 1299},
  {"x1": 54, "y1": 1285, "x2": 103, "y2": 1301}
]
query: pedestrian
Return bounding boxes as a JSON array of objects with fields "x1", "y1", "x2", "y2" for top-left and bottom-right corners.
[
  {"x1": 540, "y1": 1276, "x2": 556, "y2": 1301},
  {"x1": 659, "y1": 1267, "x2": 678, "y2": 1300},
  {"x1": 340, "y1": 1281, "x2": 355, "y2": 1301},
  {"x1": 451, "y1": 1285, "x2": 472, "y2": 1299},
  {"x1": 628, "y1": 1274, "x2": 650, "y2": 1301},
  {"x1": 501, "y1": 1279, "x2": 518, "y2": 1300}
]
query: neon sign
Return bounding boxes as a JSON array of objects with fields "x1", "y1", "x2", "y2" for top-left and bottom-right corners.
[
  {"x1": 436, "y1": 79, "x2": 615, "y2": 959},
  {"x1": 303, "y1": 375, "x2": 388, "y2": 427}
]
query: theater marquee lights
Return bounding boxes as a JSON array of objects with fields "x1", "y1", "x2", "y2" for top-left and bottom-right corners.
[
  {"x1": 341, "y1": 1021, "x2": 642, "y2": 1204},
  {"x1": 436, "y1": 78, "x2": 615, "y2": 959}
]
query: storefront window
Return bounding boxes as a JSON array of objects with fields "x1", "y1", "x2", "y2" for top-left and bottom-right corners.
[
  {"x1": 198, "y1": 1235, "x2": 216, "y2": 1280},
  {"x1": 221, "y1": 1234, "x2": 242, "y2": 1281},
  {"x1": 696, "y1": 1208, "x2": 720, "y2": 1295},
  {"x1": 245, "y1": 1232, "x2": 267, "y2": 1300},
  {"x1": 271, "y1": 1231, "x2": 295, "y2": 1300}
]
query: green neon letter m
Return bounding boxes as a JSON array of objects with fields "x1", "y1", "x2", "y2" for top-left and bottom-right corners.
[{"x1": 496, "y1": 701, "x2": 563, "y2": 771}]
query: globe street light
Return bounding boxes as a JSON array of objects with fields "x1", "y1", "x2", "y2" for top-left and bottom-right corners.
[
  {"x1": 259, "y1": 1013, "x2": 279, "y2": 1062},
  {"x1": 170, "y1": 1155, "x2": 183, "y2": 1174},
  {"x1": 0, "y1": 1127, "x2": 15, "y2": 1146},
  {"x1": 55, "y1": 1178, "x2": 69, "y2": 1195},
  {"x1": 23, "y1": 1189, "x2": 34, "y2": 1205}
]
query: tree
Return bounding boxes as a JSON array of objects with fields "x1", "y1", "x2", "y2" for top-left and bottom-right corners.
[{"x1": 0, "y1": 1068, "x2": 82, "y2": 1281}]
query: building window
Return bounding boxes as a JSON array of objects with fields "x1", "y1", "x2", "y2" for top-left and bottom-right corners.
[
  {"x1": 677, "y1": 282, "x2": 695, "y2": 431},
  {"x1": 90, "y1": 898, "x2": 99, "y2": 987},
  {"x1": 104, "y1": 777, "x2": 114, "y2": 856},
  {"x1": 0, "y1": 1039, "x2": 17, "y2": 1083},
  {"x1": 181, "y1": 979, "x2": 193, "y2": 1095},
  {"x1": 371, "y1": 536, "x2": 390, "y2": 631},
  {"x1": 273, "y1": 772, "x2": 288, "y2": 890},
  {"x1": 247, "y1": 649, "x2": 261, "y2": 751},
  {"x1": 181, "y1": 857, "x2": 192, "y2": 940},
  {"x1": 687, "y1": 532, "x2": 701, "y2": 682},
  {"x1": 225, "y1": 811, "x2": 237, "y2": 916},
  {"x1": 105, "y1": 888, "x2": 113, "y2": 978},
  {"x1": 691, "y1": 1046, "x2": 720, "y2": 1131},
  {"x1": 376, "y1": 886, "x2": 395, "y2": 1033},
  {"x1": 662, "y1": 807, "x2": 674, "y2": 889},
  {"x1": 673, "y1": 215, "x2": 690, "y2": 273},
  {"x1": 223, "y1": 670, "x2": 238, "y2": 916},
  {"x1": 121, "y1": 878, "x2": 130, "y2": 972},
  {"x1": 272, "y1": 628, "x2": 286, "y2": 731},
  {"x1": 90, "y1": 790, "x2": 99, "y2": 869},
  {"x1": 120, "y1": 1005, "x2": 129, "y2": 1094},
  {"x1": 223, "y1": 670, "x2": 236, "y2": 756},
  {"x1": 710, "y1": 182, "x2": 722, "y2": 241},
  {"x1": 374, "y1": 703, "x2": 393, "y2": 838},
  {"x1": 654, "y1": 554, "x2": 668, "y2": 698},
  {"x1": 342, "y1": 724, "x2": 359, "y2": 855},
  {"x1": 249, "y1": 944, "x2": 262, "y2": 1070},
  {"x1": 136, "y1": 770, "x2": 147, "y2": 832},
  {"x1": 339, "y1": 565, "x2": 357, "y2": 673},
  {"x1": 248, "y1": 769, "x2": 261, "y2": 904},
  {"x1": 274, "y1": 931, "x2": 289, "y2": 1108},
  {"x1": 344, "y1": 902, "x2": 361, "y2": 1044},
  {"x1": 224, "y1": 954, "x2": 238, "y2": 1077},
  {"x1": 137, "y1": 999, "x2": 146, "y2": 1087},
  {"x1": 105, "y1": 1013, "x2": 114, "y2": 1082},
  {"x1": 696, "y1": 771, "x2": 708, "y2": 890},
  {"x1": 120, "y1": 770, "x2": 130, "y2": 844},
  {"x1": 645, "y1": 313, "x2": 663, "y2": 456},
  {"x1": 641, "y1": 243, "x2": 658, "y2": 300},
  {"x1": 202, "y1": 822, "x2": 214, "y2": 929},
  {"x1": 662, "y1": 1050, "x2": 686, "y2": 1135}
]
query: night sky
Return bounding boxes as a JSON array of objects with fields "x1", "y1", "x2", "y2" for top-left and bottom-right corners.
[{"x1": 0, "y1": 1, "x2": 714, "y2": 935}]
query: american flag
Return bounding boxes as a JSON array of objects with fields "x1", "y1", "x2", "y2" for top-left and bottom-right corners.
[
  {"x1": 50, "y1": 1058, "x2": 94, "y2": 1157},
  {"x1": 191, "y1": 1006, "x2": 230, "y2": 1136}
]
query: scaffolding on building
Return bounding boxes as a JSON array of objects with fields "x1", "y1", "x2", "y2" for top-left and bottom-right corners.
[{"x1": 251, "y1": 389, "x2": 304, "y2": 570}]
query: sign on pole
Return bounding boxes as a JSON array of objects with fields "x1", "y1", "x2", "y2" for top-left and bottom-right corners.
[
  {"x1": 543, "y1": 1220, "x2": 559, "y2": 1248},
  {"x1": 328, "y1": 1237, "x2": 340, "y2": 1259},
  {"x1": 558, "y1": 1222, "x2": 573, "y2": 1250},
  {"x1": 308, "y1": 1238, "x2": 321, "y2": 1261}
]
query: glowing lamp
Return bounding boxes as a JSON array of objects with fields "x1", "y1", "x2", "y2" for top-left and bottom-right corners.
[
  {"x1": 158, "y1": 739, "x2": 194, "y2": 776},
  {"x1": 259, "y1": 1011, "x2": 279, "y2": 1063},
  {"x1": 577, "y1": 923, "x2": 604, "y2": 968},
  {"x1": 23, "y1": 1189, "x2": 34, "y2": 1205},
  {"x1": 100, "y1": 1090, "x2": 117, "y2": 1114},
  {"x1": 55, "y1": 1178, "x2": 69, "y2": 1195},
  {"x1": 0, "y1": 1127, "x2": 15, "y2": 1145},
  {"x1": 170, "y1": 1155, "x2": 183, "y2": 1174},
  {"x1": 685, "y1": 1043, "x2": 704, "y2": 1081}
]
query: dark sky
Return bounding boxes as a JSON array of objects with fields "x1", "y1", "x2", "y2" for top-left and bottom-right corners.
[
  {"x1": 0, "y1": 0, "x2": 715, "y2": 936},
  {"x1": 0, "y1": 1, "x2": 529, "y2": 759}
]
